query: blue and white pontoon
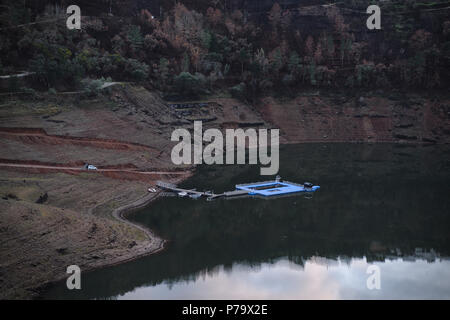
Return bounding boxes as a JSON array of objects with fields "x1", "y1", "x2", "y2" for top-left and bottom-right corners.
[
  {"x1": 235, "y1": 176, "x2": 320, "y2": 197},
  {"x1": 156, "y1": 176, "x2": 320, "y2": 201}
]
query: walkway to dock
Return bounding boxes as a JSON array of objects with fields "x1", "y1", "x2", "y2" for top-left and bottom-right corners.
[
  {"x1": 156, "y1": 181, "x2": 215, "y2": 198},
  {"x1": 156, "y1": 181, "x2": 251, "y2": 200}
]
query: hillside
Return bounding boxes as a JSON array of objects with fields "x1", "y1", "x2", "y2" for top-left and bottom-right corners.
[{"x1": 1, "y1": 0, "x2": 449, "y2": 99}]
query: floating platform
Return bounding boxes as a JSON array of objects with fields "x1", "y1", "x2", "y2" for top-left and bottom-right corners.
[
  {"x1": 236, "y1": 180, "x2": 320, "y2": 197},
  {"x1": 156, "y1": 177, "x2": 320, "y2": 201}
]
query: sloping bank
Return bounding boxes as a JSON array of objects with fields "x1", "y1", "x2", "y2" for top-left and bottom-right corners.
[{"x1": 32, "y1": 191, "x2": 173, "y2": 300}]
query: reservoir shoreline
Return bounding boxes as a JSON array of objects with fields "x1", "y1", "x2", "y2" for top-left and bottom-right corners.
[{"x1": 35, "y1": 139, "x2": 449, "y2": 299}]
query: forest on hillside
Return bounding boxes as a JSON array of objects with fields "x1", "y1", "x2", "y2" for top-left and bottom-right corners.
[{"x1": 0, "y1": 0, "x2": 449, "y2": 101}]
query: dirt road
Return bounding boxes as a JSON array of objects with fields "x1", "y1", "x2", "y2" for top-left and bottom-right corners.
[{"x1": 0, "y1": 162, "x2": 187, "y2": 175}]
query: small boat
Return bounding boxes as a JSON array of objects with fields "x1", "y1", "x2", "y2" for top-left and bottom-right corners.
[
  {"x1": 178, "y1": 191, "x2": 188, "y2": 197},
  {"x1": 303, "y1": 182, "x2": 313, "y2": 189},
  {"x1": 189, "y1": 193, "x2": 201, "y2": 199}
]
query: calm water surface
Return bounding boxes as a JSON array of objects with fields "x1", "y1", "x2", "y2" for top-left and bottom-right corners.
[{"x1": 43, "y1": 144, "x2": 450, "y2": 299}]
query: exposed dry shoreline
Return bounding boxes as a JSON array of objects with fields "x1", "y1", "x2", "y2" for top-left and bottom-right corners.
[
  {"x1": 33, "y1": 189, "x2": 177, "y2": 299},
  {"x1": 0, "y1": 166, "x2": 192, "y2": 300}
]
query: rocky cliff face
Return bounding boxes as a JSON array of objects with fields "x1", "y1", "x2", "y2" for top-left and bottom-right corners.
[{"x1": 258, "y1": 93, "x2": 450, "y2": 144}]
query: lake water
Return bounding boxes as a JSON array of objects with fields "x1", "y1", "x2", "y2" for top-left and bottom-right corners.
[{"x1": 42, "y1": 144, "x2": 450, "y2": 299}]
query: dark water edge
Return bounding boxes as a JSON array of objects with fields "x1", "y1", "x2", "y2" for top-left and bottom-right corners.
[{"x1": 42, "y1": 143, "x2": 450, "y2": 299}]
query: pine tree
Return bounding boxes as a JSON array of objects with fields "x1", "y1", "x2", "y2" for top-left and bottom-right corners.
[{"x1": 127, "y1": 25, "x2": 144, "y2": 50}]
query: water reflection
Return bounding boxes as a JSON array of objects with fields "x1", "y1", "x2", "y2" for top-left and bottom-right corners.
[
  {"x1": 117, "y1": 257, "x2": 450, "y2": 300},
  {"x1": 42, "y1": 144, "x2": 450, "y2": 299}
]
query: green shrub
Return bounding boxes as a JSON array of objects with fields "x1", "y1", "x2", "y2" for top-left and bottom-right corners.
[
  {"x1": 230, "y1": 82, "x2": 246, "y2": 100},
  {"x1": 172, "y1": 72, "x2": 206, "y2": 98},
  {"x1": 81, "y1": 78, "x2": 107, "y2": 97},
  {"x1": 29, "y1": 48, "x2": 85, "y2": 89},
  {"x1": 125, "y1": 59, "x2": 149, "y2": 81}
]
